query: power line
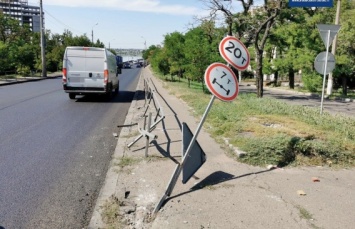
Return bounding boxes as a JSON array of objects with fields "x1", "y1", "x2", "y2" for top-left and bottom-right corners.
[{"x1": 44, "y1": 9, "x2": 85, "y2": 35}]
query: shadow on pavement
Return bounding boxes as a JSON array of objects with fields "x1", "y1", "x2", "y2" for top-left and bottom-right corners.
[
  {"x1": 163, "y1": 169, "x2": 273, "y2": 207},
  {"x1": 73, "y1": 90, "x2": 145, "y2": 103}
]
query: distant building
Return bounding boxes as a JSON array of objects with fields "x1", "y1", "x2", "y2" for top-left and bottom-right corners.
[{"x1": 0, "y1": 0, "x2": 42, "y2": 32}]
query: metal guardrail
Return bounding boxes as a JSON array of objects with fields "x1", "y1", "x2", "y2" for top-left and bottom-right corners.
[{"x1": 127, "y1": 72, "x2": 166, "y2": 157}]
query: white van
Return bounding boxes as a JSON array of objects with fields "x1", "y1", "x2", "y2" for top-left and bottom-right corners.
[{"x1": 62, "y1": 46, "x2": 120, "y2": 100}]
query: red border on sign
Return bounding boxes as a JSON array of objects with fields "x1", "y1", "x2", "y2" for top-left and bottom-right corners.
[
  {"x1": 219, "y1": 36, "x2": 250, "y2": 71},
  {"x1": 204, "y1": 63, "x2": 239, "y2": 102}
]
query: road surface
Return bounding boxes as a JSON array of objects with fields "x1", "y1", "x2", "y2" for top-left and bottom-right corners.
[{"x1": 0, "y1": 68, "x2": 140, "y2": 228}]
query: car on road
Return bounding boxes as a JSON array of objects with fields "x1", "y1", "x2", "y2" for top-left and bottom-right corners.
[{"x1": 123, "y1": 62, "x2": 131, "y2": 69}]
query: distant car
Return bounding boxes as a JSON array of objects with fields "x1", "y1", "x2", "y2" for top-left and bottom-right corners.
[
  {"x1": 123, "y1": 62, "x2": 131, "y2": 69},
  {"x1": 136, "y1": 63, "x2": 141, "y2": 68}
]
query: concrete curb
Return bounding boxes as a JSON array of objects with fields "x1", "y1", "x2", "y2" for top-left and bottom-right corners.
[
  {"x1": 88, "y1": 71, "x2": 144, "y2": 228},
  {"x1": 0, "y1": 74, "x2": 62, "y2": 86}
]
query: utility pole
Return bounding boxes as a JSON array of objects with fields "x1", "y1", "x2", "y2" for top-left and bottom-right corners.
[
  {"x1": 91, "y1": 23, "x2": 98, "y2": 44},
  {"x1": 326, "y1": 0, "x2": 341, "y2": 95},
  {"x1": 141, "y1": 36, "x2": 147, "y2": 49},
  {"x1": 39, "y1": 0, "x2": 47, "y2": 77}
]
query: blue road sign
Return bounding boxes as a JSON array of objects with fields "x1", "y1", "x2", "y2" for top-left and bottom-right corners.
[{"x1": 289, "y1": 0, "x2": 333, "y2": 7}]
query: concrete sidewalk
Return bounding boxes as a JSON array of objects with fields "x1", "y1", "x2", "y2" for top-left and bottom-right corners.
[{"x1": 89, "y1": 67, "x2": 355, "y2": 229}]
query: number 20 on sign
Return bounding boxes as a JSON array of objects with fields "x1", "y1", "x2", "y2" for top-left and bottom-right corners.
[{"x1": 219, "y1": 36, "x2": 250, "y2": 71}]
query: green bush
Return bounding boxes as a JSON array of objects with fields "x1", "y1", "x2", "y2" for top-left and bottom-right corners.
[
  {"x1": 302, "y1": 71, "x2": 322, "y2": 92},
  {"x1": 238, "y1": 134, "x2": 296, "y2": 167},
  {"x1": 17, "y1": 66, "x2": 30, "y2": 76}
]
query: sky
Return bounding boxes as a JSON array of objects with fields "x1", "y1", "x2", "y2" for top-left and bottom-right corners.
[{"x1": 27, "y1": 0, "x2": 250, "y2": 50}]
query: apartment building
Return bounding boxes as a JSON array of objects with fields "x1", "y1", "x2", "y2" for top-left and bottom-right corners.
[{"x1": 0, "y1": 0, "x2": 41, "y2": 32}]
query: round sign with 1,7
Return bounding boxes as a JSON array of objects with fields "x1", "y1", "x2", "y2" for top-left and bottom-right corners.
[
  {"x1": 204, "y1": 63, "x2": 239, "y2": 102},
  {"x1": 219, "y1": 36, "x2": 250, "y2": 71}
]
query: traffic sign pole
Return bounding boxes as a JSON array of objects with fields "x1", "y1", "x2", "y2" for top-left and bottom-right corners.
[
  {"x1": 316, "y1": 24, "x2": 341, "y2": 115},
  {"x1": 155, "y1": 36, "x2": 248, "y2": 214},
  {"x1": 320, "y1": 30, "x2": 331, "y2": 115},
  {"x1": 154, "y1": 95, "x2": 216, "y2": 213}
]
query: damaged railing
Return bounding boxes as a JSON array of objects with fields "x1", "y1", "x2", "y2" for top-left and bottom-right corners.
[{"x1": 127, "y1": 73, "x2": 165, "y2": 157}]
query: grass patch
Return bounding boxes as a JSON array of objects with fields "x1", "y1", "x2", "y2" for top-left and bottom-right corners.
[
  {"x1": 101, "y1": 196, "x2": 123, "y2": 229},
  {"x1": 154, "y1": 71, "x2": 355, "y2": 168},
  {"x1": 297, "y1": 205, "x2": 313, "y2": 220},
  {"x1": 116, "y1": 156, "x2": 141, "y2": 168}
]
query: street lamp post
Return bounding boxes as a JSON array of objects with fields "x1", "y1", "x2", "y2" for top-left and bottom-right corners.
[
  {"x1": 91, "y1": 22, "x2": 98, "y2": 44},
  {"x1": 108, "y1": 39, "x2": 115, "y2": 49},
  {"x1": 141, "y1": 36, "x2": 147, "y2": 67},
  {"x1": 141, "y1": 36, "x2": 147, "y2": 50}
]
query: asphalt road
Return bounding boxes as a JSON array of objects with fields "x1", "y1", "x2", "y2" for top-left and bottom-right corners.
[{"x1": 0, "y1": 68, "x2": 140, "y2": 228}]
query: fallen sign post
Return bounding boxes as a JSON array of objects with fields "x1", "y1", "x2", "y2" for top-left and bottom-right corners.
[
  {"x1": 154, "y1": 35, "x2": 248, "y2": 214},
  {"x1": 154, "y1": 63, "x2": 239, "y2": 213},
  {"x1": 154, "y1": 95, "x2": 215, "y2": 213}
]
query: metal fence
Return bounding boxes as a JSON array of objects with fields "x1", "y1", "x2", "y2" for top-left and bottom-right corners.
[{"x1": 126, "y1": 72, "x2": 166, "y2": 157}]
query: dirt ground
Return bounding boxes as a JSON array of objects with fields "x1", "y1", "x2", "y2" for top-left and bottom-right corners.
[{"x1": 89, "y1": 67, "x2": 355, "y2": 229}]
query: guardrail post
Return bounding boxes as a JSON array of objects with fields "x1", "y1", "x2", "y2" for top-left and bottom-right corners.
[{"x1": 145, "y1": 112, "x2": 152, "y2": 157}]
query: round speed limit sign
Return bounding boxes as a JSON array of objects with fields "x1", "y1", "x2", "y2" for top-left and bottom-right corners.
[{"x1": 219, "y1": 36, "x2": 250, "y2": 71}]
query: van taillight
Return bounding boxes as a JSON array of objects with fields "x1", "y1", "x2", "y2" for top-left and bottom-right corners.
[
  {"x1": 104, "y1": 69, "x2": 109, "y2": 83},
  {"x1": 62, "y1": 68, "x2": 67, "y2": 83}
]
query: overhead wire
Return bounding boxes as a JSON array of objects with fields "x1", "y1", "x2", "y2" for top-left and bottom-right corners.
[{"x1": 44, "y1": 9, "x2": 85, "y2": 35}]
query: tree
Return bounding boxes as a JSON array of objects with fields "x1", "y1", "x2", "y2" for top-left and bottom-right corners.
[
  {"x1": 0, "y1": 14, "x2": 34, "y2": 73},
  {"x1": 184, "y1": 22, "x2": 219, "y2": 90},
  {"x1": 270, "y1": 7, "x2": 312, "y2": 88},
  {"x1": 0, "y1": 41, "x2": 10, "y2": 73},
  {"x1": 332, "y1": 1, "x2": 355, "y2": 95},
  {"x1": 164, "y1": 32, "x2": 186, "y2": 79},
  {"x1": 246, "y1": 1, "x2": 285, "y2": 97},
  {"x1": 151, "y1": 47, "x2": 170, "y2": 78},
  {"x1": 200, "y1": 0, "x2": 285, "y2": 97}
]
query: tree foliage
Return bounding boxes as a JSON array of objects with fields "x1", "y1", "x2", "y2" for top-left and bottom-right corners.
[
  {"x1": 2, "y1": 1, "x2": 355, "y2": 96},
  {"x1": 0, "y1": 14, "x2": 105, "y2": 75},
  {"x1": 145, "y1": 0, "x2": 355, "y2": 97}
]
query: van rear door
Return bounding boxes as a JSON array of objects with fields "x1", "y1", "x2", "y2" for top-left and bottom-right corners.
[{"x1": 65, "y1": 47, "x2": 106, "y2": 89}]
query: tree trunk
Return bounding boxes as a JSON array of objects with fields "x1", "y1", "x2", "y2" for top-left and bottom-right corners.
[
  {"x1": 256, "y1": 50, "x2": 264, "y2": 98},
  {"x1": 201, "y1": 80, "x2": 205, "y2": 93},
  {"x1": 273, "y1": 70, "x2": 279, "y2": 87},
  {"x1": 342, "y1": 74, "x2": 348, "y2": 96},
  {"x1": 289, "y1": 68, "x2": 294, "y2": 89},
  {"x1": 230, "y1": 66, "x2": 239, "y2": 82}
]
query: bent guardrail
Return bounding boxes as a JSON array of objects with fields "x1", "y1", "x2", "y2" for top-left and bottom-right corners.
[{"x1": 127, "y1": 72, "x2": 166, "y2": 157}]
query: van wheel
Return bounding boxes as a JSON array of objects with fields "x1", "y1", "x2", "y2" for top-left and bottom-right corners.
[
  {"x1": 69, "y1": 93, "x2": 76, "y2": 99},
  {"x1": 105, "y1": 84, "x2": 113, "y2": 100}
]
